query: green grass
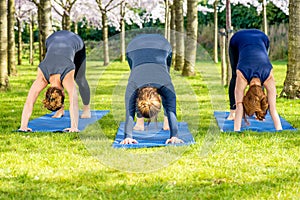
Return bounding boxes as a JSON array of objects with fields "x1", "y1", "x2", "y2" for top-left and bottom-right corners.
[{"x1": 0, "y1": 60, "x2": 300, "y2": 199}]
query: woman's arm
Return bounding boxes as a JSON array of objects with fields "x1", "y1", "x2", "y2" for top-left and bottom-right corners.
[
  {"x1": 160, "y1": 85, "x2": 183, "y2": 144},
  {"x1": 264, "y1": 71, "x2": 282, "y2": 130},
  {"x1": 62, "y1": 70, "x2": 80, "y2": 132},
  {"x1": 120, "y1": 82, "x2": 138, "y2": 144},
  {"x1": 20, "y1": 69, "x2": 48, "y2": 131},
  {"x1": 234, "y1": 71, "x2": 248, "y2": 131}
]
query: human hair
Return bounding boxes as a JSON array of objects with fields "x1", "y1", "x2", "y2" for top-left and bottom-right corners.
[
  {"x1": 137, "y1": 87, "x2": 161, "y2": 119},
  {"x1": 43, "y1": 87, "x2": 65, "y2": 111},
  {"x1": 243, "y1": 85, "x2": 269, "y2": 121}
]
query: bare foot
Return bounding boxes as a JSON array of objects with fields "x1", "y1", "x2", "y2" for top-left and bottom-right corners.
[
  {"x1": 52, "y1": 110, "x2": 64, "y2": 118},
  {"x1": 81, "y1": 110, "x2": 91, "y2": 118},
  {"x1": 133, "y1": 125, "x2": 144, "y2": 131},
  {"x1": 134, "y1": 117, "x2": 144, "y2": 131},
  {"x1": 227, "y1": 110, "x2": 235, "y2": 120},
  {"x1": 163, "y1": 116, "x2": 170, "y2": 130},
  {"x1": 81, "y1": 105, "x2": 91, "y2": 118}
]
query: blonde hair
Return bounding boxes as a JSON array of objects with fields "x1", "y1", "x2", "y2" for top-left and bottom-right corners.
[
  {"x1": 137, "y1": 87, "x2": 161, "y2": 119},
  {"x1": 243, "y1": 85, "x2": 269, "y2": 121},
  {"x1": 43, "y1": 87, "x2": 64, "y2": 111}
]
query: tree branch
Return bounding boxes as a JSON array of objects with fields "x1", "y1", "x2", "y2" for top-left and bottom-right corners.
[
  {"x1": 53, "y1": 0, "x2": 64, "y2": 8},
  {"x1": 52, "y1": 3, "x2": 63, "y2": 17},
  {"x1": 106, "y1": 0, "x2": 124, "y2": 12}
]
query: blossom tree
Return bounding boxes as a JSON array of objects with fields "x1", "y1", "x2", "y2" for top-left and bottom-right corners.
[
  {"x1": 69, "y1": 0, "x2": 101, "y2": 31},
  {"x1": 52, "y1": 0, "x2": 78, "y2": 30},
  {"x1": 85, "y1": 0, "x2": 144, "y2": 66},
  {"x1": 94, "y1": 0, "x2": 124, "y2": 66},
  {"x1": 50, "y1": 0, "x2": 143, "y2": 65},
  {"x1": 119, "y1": 0, "x2": 143, "y2": 62},
  {"x1": 15, "y1": 0, "x2": 37, "y2": 64},
  {"x1": 28, "y1": 0, "x2": 53, "y2": 61}
]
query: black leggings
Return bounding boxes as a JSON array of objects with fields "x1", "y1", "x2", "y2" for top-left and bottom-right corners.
[
  {"x1": 74, "y1": 45, "x2": 90, "y2": 105},
  {"x1": 228, "y1": 46, "x2": 238, "y2": 110}
]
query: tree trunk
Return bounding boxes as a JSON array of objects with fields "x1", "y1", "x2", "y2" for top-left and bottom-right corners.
[
  {"x1": 40, "y1": 0, "x2": 53, "y2": 60},
  {"x1": 74, "y1": 21, "x2": 78, "y2": 34},
  {"x1": 62, "y1": 12, "x2": 67, "y2": 30},
  {"x1": 17, "y1": 19, "x2": 22, "y2": 65},
  {"x1": 0, "y1": 0, "x2": 9, "y2": 89},
  {"x1": 170, "y1": 4, "x2": 176, "y2": 67},
  {"x1": 62, "y1": 11, "x2": 71, "y2": 30},
  {"x1": 167, "y1": 2, "x2": 171, "y2": 41},
  {"x1": 38, "y1": 8, "x2": 43, "y2": 62},
  {"x1": 219, "y1": 28, "x2": 226, "y2": 86},
  {"x1": 225, "y1": 0, "x2": 232, "y2": 86},
  {"x1": 65, "y1": 14, "x2": 71, "y2": 31},
  {"x1": 182, "y1": 0, "x2": 197, "y2": 76},
  {"x1": 29, "y1": 13, "x2": 34, "y2": 65},
  {"x1": 213, "y1": 0, "x2": 218, "y2": 63},
  {"x1": 120, "y1": 2, "x2": 125, "y2": 62},
  {"x1": 102, "y1": 11, "x2": 110, "y2": 66},
  {"x1": 174, "y1": 0, "x2": 184, "y2": 71},
  {"x1": 280, "y1": 0, "x2": 300, "y2": 99},
  {"x1": 262, "y1": 0, "x2": 268, "y2": 35},
  {"x1": 34, "y1": 0, "x2": 53, "y2": 61},
  {"x1": 7, "y1": 0, "x2": 17, "y2": 75},
  {"x1": 164, "y1": 0, "x2": 170, "y2": 41}
]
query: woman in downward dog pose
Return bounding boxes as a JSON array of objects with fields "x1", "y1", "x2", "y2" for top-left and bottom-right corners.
[
  {"x1": 121, "y1": 34, "x2": 183, "y2": 144},
  {"x1": 227, "y1": 29, "x2": 282, "y2": 131},
  {"x1": 19, "y1": 30, "x2": 91, "y2": 132}
]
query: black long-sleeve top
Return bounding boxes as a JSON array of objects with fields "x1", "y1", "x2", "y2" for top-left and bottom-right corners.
[{"x1": 124, "y1": 34, "x2": 178, "y2": 139}]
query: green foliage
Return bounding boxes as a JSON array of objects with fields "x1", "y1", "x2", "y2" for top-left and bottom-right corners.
[
  {"x1": 266, "y1": 3, "x2": 289, "y2": 24},
  {"x1": 197, "y1": 2, "x2": 288, "y2": 29},
  {"x1": 231, "y1": 4, "x2": 262, "y2": 29},
  {"x1": 17, "y1": 2, "x2": 289, "y2": 43},
  {"x1": 0, "y1": 61, "x2": 299, "y2": 199}
]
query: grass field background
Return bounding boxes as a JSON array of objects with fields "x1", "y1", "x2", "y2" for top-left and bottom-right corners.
[{"x1": 0, "y1": 60, "x2": 299, "y2": 199}]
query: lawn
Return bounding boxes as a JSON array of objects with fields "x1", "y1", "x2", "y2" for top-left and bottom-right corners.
[{"x1": 0, "y1": 60, "x2": 299, "y2": 199}]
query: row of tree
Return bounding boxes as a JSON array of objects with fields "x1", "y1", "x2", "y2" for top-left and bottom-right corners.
[{"x1": 0, "y1": 0, "x2": 299, "y2": 98}]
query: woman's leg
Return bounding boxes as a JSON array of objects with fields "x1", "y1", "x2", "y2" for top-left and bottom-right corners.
[
  {"x1": 74, "y1": 45, "x2": 91, "y2": 118},
  {"x1": 227, "y1": 45, "x2": 238, "y2": 120}
]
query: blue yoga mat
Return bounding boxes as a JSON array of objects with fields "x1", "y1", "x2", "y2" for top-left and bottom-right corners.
[
  {"x1": 113, "y1": 122, "x2": 195, "y2": 148},
  {"x1": 214, "y1": 111, "x2": 297, "y2": 132},
  {"x1": 25, "y1": 110, "x2": 109, "y2": 132}
]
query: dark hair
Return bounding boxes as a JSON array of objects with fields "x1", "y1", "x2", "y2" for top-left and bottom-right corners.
[
  {"x1": 137, "y1": 87, "x2": 161, "y2": 119},
  {"x1": 243, "y1": 85, "x2": 269, "y2": 121},
  {"x1": 43, "y1": 87, "x2": 65, "y2": 111}
]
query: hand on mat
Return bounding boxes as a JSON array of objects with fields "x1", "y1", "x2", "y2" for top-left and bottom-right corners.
[
  {"x1": 120, "y1": 138, "x2": 138, "y2": 144},
  {"x1": 63, "y1": 127, "x2": 80, "y2": 132},
  {"x1": 165, "y1": 136, "x2": 184, "y2": 144},
  {"x1": 18, "y1": 127, "x2": 32, "y2": 132}
]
